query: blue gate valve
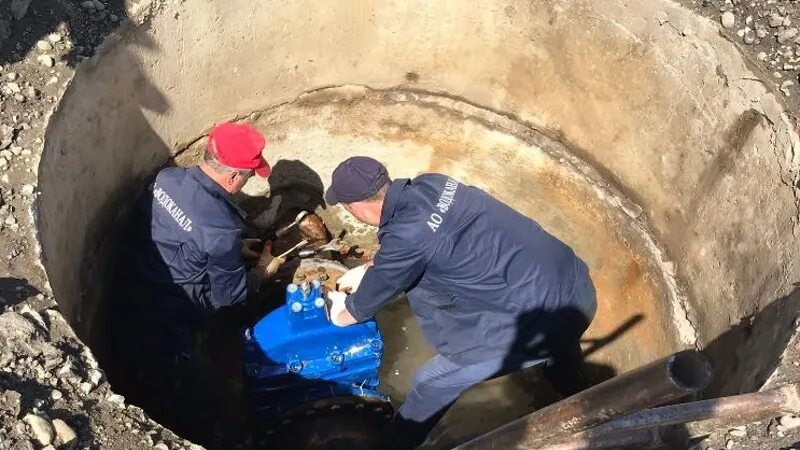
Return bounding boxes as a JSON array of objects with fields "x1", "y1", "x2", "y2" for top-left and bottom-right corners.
[{"x1": 243, "y1": 279, "x2": 387, "y2": 417}]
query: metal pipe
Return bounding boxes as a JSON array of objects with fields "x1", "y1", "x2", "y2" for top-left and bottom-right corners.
[
  {"x1": 275, "y1": 211, "x2": 310, "y2": 238},
  {"x1": 540, "y1": 382, "x2": 800, "y2": 450},
  {"x1": 455, "y1": 350, "x2": 712, "y2": 449},
  {"x1": 540, "y1": 429, "x2": 659, "y2": 450},
  {"x1": 681, "y1": 381, "x2": 800, "y2": 437}
]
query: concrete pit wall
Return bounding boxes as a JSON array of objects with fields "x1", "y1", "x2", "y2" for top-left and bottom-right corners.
[{"x1": 34, "y1": 0, "x2": 800, "y2": 442}]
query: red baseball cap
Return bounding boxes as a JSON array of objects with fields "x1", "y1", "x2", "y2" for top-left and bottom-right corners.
[{"x1": 208, "y1": 122, "x2": 271, "y2": 178}]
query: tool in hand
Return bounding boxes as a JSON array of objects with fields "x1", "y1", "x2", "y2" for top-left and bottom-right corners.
[
  {"x1": 277, "y1": 239, "x2": 310, "y2": 259},
  {"x1": 296, "y1": 238, "x2": 343, "y2": 259},
  {"x1": 275, "y1": 211, "x2": 310, "y2": 238}
]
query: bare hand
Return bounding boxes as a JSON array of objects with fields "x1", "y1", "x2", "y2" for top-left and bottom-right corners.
[{"x1": 263, "y1": 256, "x2": 286, "y2": 278}]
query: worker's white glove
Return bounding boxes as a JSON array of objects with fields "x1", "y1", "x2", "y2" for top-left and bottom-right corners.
[
  {"x1": 337, "y1": 264, "x2": 369, "y2": 293},
  {"x1": 327, "y1": 290, "x2": 349, "y2": 327}
]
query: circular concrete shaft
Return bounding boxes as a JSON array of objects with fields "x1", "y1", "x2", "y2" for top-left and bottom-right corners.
[{"x1": 34, "y1": 0, "x2": 800, "y2": 447}]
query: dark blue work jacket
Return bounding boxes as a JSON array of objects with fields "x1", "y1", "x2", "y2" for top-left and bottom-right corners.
[
  {"x1": 130, "y1": 167, "x2": 249, "y2": 323},
  {"x1": 346, "y1": 174, "x2": 588, "y2": 365}
]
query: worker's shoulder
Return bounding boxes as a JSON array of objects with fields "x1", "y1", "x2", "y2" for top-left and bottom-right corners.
[
  {"x1": 409, "y1": 172, "x2": 449, "y2": 186},
  {"x1": 155, "y1": 167, "x2": 239, "y2": 227},
  {"x1": 154, "y1": 166, "x2": 188, "y2": 183}
]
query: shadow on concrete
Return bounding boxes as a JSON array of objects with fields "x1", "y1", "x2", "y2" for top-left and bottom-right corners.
[
  {"x1": 238, "y1": 159, "x2": 328, "y2": 237},
  {"x1": 0, "y1": 276, "x2": 40, "y2": 306},
  {"x1": 702, "y1": 286, "x2": 800, "y2": 398},
  {"x1": 419, "y1": 304, "x2": 631, "y2": 449},
  {"x1": 581, "y1": 313, "x2": 644, "y2": 360},
  {"x1": 0, "y1": 0, "x2": 129, "y2": 67}
]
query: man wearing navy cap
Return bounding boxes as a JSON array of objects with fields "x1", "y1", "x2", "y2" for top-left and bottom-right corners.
[{"x1": 325, "y1": 156, "x2": 597, "y2": 448}]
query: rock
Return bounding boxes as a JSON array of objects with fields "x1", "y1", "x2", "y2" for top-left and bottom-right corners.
[
  {"x1": 4, "y1": 82, "x2": 21, "y2": 94},
  {"x1": 107, "y1": 393, "x2": 125, "y2": 405},
  {"x1": 5, "y1": 72, "x2": 17, "y2": 81},
  {"x1": 24, "y1": 86, "x2": 38, "y2": 99},
  {"x1": 52, "y1": 419, "x2": 77, "y2": 446},
  {"x1": 37, "y1": 55, "x2": 55, "y2": 68},
  {"x1": 23, "y1": 414, "x2": 54, "y2": 446},
  {"x1": 729, "y1": 429, "x2": 747, "y2": 437},
  {"x1": 757, "y1": 28, "x2": 768, "y2": 38},
  {"x1": 20, "y1": 184, "x2": 34, "y2": 196},
  {"x1": 13, "y1": 93, "x2": 25, "y2": 103},
  {"x1": 770, "y1": 14, "x2": 785, "y2": 28},
  {"x1": 726, "y1": 439, "x2": 734, "y2": 449},
  {"x1": 79, "y1": 382, "x2": 92, "y2": 395},
  {"x1": 47, "y1": 33, "x2": 62, "y2": 44},
  {"x1": 757, "y1": 51, "x2": 768, "y2": 61},
  {"x1": 744, "y1": 30, "x2": 756, "y2": 44},
  {"x1": 80, "y1": 0, "x2": 96, "y2": 10},
  {"x1": 4, "y1": 215, "x2": 16, "y2": 226},
  {"x1": 88, "y1": 368, "x2": 102, "y2": 385},
  {"x1": 50, "y1": 390, "x2": 62, "y2": 401},
  {"x1": 1, "y1": 174, "x2": 9, "y2": 183},
  {"x1": 110, "y1": 14, "x2": 119, "y2": 22},
  {"x1": 154, "y1": 443, "x2": 169, "y2": 450},
  {"x1": 782, "y1": 79, "x2": 795, "y2": 88},
  {"x1": 721, "y1": 12, "x2": 736, "y2": 29},
  {"x1": 779, "y1": 28, "x2": 799, "y2": 44},
  {"x1": 780, "y1": 414, "x2": 800, "y2": 429},
  {"x1": 36, "y1": 40, "x2": 53, "y2": 51}
]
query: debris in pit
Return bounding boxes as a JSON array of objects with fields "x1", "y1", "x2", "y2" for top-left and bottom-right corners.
[{"x1": 23, "y1": 413, "x2": 54, "y2": 446}]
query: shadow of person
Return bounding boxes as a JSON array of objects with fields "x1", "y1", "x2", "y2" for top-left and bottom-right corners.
[
  {"x1": 0, "y1": 0, "x2": 132, "y2": 67},
  {"x1": 0, "y1": 276, "x2": 40, "y2": 306},
  {"x1": 420, "y1": 305, "x2": 621, "y2": 450},
  {"x1": 236, "y1": 159, "x2": 327, "y2": 234},
  {"x1": 450, "y1": 282, "x2": 800, "y2": 450}
]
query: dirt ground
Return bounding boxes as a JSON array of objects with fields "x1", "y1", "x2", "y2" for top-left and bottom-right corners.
[{"x1": 2, "y1": 0, "x2": 800, "y2": 449}]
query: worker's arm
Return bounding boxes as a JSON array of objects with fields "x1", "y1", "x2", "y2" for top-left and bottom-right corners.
[
  {"x1": 206, "y1": 230, "x2": 250, "y2": 309},
  {"x1": 336, "y1": 234, "x2": 426, "y2": 324}
]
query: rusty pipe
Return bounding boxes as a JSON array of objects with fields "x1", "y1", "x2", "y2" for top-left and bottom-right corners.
[
  {"x1": 456, "y1": 350, "x2": 712, "y2": 449},
  {"x1": 541, "y1": 382, "x2": 800, "y2": 450}
]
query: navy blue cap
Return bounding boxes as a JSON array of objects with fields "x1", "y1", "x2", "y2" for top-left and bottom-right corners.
[{"x1": 325, "y1": 156, "x2": 390, "y2": 205}]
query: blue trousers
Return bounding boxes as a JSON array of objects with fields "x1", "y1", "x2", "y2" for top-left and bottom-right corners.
[{"x1": 391, "y1": 274, "x2": 597, "y2": 448}]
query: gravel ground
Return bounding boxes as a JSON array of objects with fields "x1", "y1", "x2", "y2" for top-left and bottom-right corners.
[
  {"x1": 2, "y1": 0, "x2": 800, "y2": 449},
  {"x1": 680, "y1": 0, "x2": 800, "y2": 126},
  {"x1": 0, "y1": 1, "x2": 195, "y2": 449}
]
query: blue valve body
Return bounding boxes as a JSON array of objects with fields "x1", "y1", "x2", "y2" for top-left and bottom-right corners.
[{"x1": 243, "y1": 281, "x2": 386, "y2": 417}]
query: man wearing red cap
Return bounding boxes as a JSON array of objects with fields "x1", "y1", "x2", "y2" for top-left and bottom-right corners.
[{"x1": 115, "y1": 122, "x2": 283, "y2": 432}]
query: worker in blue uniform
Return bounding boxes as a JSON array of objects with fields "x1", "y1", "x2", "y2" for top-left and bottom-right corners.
[
  {"x1": 325, "y1": 156, "x2": 597, "y2": 448},
  {"x1": 115, "y1": 122, "x2": 284, "y2": 438},
  {"x1": 126, "y1": 121, "x2": 284, "y2": 361}
]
